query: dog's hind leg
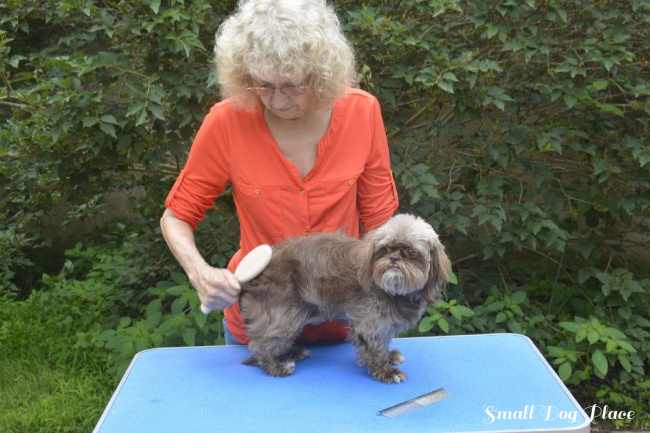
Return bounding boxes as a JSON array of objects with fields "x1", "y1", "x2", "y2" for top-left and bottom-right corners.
[
  {"x1": 247, "y1": 337, "x2": 299, "y2": 376},
  {"x1": 245, "y1": 305, "x2": 309, "y2": 377},
  {"x1": 281, "y1": 345, "x2": 311, "y2": 363},
  {"x1": 245, "y1": 343, "x2": 310, "y2": 367}
]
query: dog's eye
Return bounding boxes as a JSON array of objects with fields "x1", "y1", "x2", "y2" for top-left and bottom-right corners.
[{"x1": 403, "y1": 247, "x2": 419, "y2": 258}]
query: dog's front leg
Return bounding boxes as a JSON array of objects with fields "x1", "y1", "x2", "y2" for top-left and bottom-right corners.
[{"x1": 350, "y1": 326, "x2": 406, "y2": 384}]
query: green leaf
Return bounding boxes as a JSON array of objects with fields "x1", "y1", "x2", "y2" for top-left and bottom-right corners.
[
  {"x1": 591, "y1": 350, "x2": 608, "y2": 376},
  {"x1": 558, "y1": 362, "x2": 572, "y2": 381},
  {"x1": 511, "y1": 291, "x2": 527, "y2": 304},
  {"x1": 496, "y1": 312, "x2": 507, "y2": 323},
  {"x1": 136, "y1": 109, "x2": 149, "y2": 126},
  {"x1": 149, "y1": 0, "x2": 161, "y2": 14},
  {"x1": 82, "y1": 117, "x2": 98, "y2": 128},
  {"x1": 194, "y1": 310, "x2": 207, "y2": 329},
  {"x1": 101, "y1": 115, "x2": 119, "y2": 125},
  {"x1": 636, "y1": 316, "x2": 650, "y2": 328},
  {"x1": 8, "y1": 55, "x2": 26, "y2": 68},
  {"x1": 454, "y1": 305, "x2": 474, "y2": 318},
  {"x1": 418, "y1": 316, "x2": 435, "y2": 333},
  {"x1": 485, "y1": 300, "x2": 505, "y2": 313},
  {"x1": 503, "y1": 39, "x2": 523, "y2": 52},
  {"x1": 563, "y1": 94, "x2": 577, "y2": 109},
  {"x1": 618, "y1": 354, "x2": 632, "y2": 373},
  {"x1": 410, "y1": 189, "x2": 423, "y2": 205},
  {"x1": 591, "y1": 80, "x2": 609, "y2": 90},
  {"x1": 449, "y1": 305, "x2": 465, "y2": 320},
  {"x1": 171, "y1": 272, "x2": 187, "y2": 285},
  {"x1": 587, "y1": 330, "x2": 600, "y2": 345},
  {"x1": 127, "y1": 102, "x2": 146, "y2": 118},
  {"x1": 149, "y1": 104, "x2": 165, "y2": 121},
  {"x1": 118, "y1": 317, "x2": 132, "y2": 328},
  {"x1": 598, "y1": 103, "x2": 624, "y2": 117},
  {"x1": 437, "y1": 80, "x2": 455, "y2": 94},
  {"x1": 146, "y1": 300, "x2": 162, "y2": 326},
  {"x1": 438, "y1": 318, "x2": 450, "y2": 333},
  {"x1": 182, "y1": 328, "x2": 196, "y2": 346},
  {"x1": 151, "y1": 332, "x2": 164, "y2": 347},
  {"x1": 120, "y1": 339, "x2": 135, "y2": 356},
  {"x1": 510, "y1": 304, "x2": 523, "y2": 316},
  {"x1": 166, "y1": 285, "x2": 187, "y2": 296},
  {"x1": 148, "y1": 85, "x2": 166, "y2": 104},
  {"x1": 576, "y1": 242, "x2": 595, "y2": 260},
  {"x1": 559, "y1": 321, "x2": 580, "y2": 333},
  {"x1": 171, "y1": 297, "x2": 188, "y2": 315},
  {"x1": 448, "y1": 271, "x2": 459, "y2": 285},
  {"x1": 617, "y1": 340, "x2": 637, "y2": 354},
  {"x1": 442, "y1": 72, "x2": 459, "y2": 82},
  {"x1": 486, "y1": 24, "x2": 499, "y2": 39},
  {"x1": 99, "y1": 122, "x2": 117, "y2": 139}
]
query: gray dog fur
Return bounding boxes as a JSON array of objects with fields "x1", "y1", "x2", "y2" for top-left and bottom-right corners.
[{"x1": 239, "y1": 214, "x2": 452, "y2": 383}]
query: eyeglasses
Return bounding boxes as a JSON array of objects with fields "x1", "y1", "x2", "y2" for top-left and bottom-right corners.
[{"x1": 246, "y1": 83, "x2": 308, "y2": 98}]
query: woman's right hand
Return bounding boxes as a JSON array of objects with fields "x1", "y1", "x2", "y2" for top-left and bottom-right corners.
[
  {"x1": 189, "y1": 264, "x2": 241, "y2": 311},
  {"x1": 159, "y1": 209, "x2": 240, "y2": 312}
]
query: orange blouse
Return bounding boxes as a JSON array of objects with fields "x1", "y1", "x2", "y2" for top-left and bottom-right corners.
[{"x1": 164, "y1": 88, "x2": 399, "y2": 344}]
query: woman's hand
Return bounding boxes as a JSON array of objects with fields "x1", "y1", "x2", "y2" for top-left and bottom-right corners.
[
  {"x1": 190, "y1": 264, "x2": 241, "y2": 311},
  {"x1": 159, "y1": 209, "x2": 241, "y2": 312}
]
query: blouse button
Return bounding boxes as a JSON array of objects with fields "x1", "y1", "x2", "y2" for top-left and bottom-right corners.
[
  {"x1": 347, "y1": 179, "x2": 353, "y2": 186},
  {"x1": 254, "y1": 189, "x2": 260, "y2": 195}
]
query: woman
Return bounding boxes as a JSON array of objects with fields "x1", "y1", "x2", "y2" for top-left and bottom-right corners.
[{"x1": 160, "y1": 0, "x2": 399, "y2": 345}]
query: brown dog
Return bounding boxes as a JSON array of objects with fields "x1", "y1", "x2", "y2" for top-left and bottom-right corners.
[{"x1": 239, "y1": 214, "x2": 451, "y2": 383}]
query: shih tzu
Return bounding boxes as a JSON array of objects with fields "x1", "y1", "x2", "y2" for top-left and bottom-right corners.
[{"x1": 239, "y1": 214, "x2": 452, "y2": 383}]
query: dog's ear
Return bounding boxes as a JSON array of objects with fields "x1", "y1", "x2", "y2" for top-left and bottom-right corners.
[{"x1": 424, "y1": 241, "x2": 452, "y2": 303}]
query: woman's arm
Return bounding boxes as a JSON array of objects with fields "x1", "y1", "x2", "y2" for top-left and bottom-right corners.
[
  {"x1": 357, "y1": 96, "x2": 399, "y2": 232},
  {"x1": 161, "y1": 103, "x2": 237, "y2": 310},
  {"x1": 160, "y1": 208, "x2": 240, "y2": 310}
]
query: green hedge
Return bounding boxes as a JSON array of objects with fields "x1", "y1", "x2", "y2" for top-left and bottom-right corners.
[{"x1": 1, "y1": 0, "x2": 649, "y2": 431}]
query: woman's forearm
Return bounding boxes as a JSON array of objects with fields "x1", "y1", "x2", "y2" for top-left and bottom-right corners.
[
  {"x1": 160, "y1": 208, "x2": 241, "y2": 310},
  {"x1": 160, "y1": 208, "x2": 209, "y2": 280}
]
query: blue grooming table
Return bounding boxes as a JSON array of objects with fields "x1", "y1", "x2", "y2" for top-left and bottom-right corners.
[{"x1": 93, "y1": 333, "x2": 590, "y2": 433}]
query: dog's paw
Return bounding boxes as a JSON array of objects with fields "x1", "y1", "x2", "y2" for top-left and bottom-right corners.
[
  {"x1": 282, "y1": 346, "x2": 310, "y2": 363},
  {"x1": 262, "y1": 360, "x2": 296, "y2": 377},
  {"x1": 389, "y1": 350, "x2": 405, "y2": 365},
  {"x1": 371, "y1": 366, "x2": 407, "y2": 384}
]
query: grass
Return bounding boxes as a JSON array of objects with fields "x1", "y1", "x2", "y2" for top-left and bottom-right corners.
[
  {"x1": 0, "y1": 358, "x2": 111, "y2": 433},
  {"x1": 0, "y1": 295, "x2": 114, "y2": 433}
]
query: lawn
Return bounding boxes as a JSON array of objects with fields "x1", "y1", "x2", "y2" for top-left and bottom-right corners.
[{"x1": 0, "y1": 297, "x2": 113, "y2": 433}]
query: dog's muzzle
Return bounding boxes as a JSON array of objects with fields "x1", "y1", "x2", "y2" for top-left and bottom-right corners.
[{"x1": 381, "y1": 268, "x2": 406, "y2": 294}]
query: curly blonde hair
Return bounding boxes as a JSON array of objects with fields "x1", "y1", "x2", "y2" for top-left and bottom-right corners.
[{"x1": 214, "y1": 0, "x2": 357, "y2": 110}]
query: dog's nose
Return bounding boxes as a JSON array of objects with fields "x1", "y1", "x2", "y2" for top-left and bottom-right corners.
[{"x1": 389, "y1": 255, "x2": 400, "y2": 263}]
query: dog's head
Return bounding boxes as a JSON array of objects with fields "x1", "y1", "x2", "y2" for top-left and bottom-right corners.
[{"x1": 362, "y1": 214, "x2": 451, "y2": 303}]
